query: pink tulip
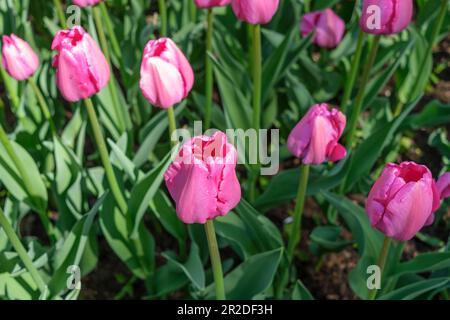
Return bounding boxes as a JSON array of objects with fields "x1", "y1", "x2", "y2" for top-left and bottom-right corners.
[
  {"x1": 360, "y1": 0, "x2": 413, "y2": 35},
  {"x1": 51, "y1": 26, "x2": 110, "y2": 102},
  {"x1": 165, "y1": 131, "x2": 241, "y2": 224},
  {"x1": 287, "y1": 104, "x2": 347, "y2": 165},
  {"x1": 437, "y1": 172, "x2": 450, "y2": 200},
  {"x1": 366, "y1": 162, "x2": 441, "y2": 241},
  {"x1": 72, "y1": 0, "x2": 101, "y2": 7},
  {"x1": 231, "y1": 0, "x2": 280, "y2": 25},
  {"x1": 194, "y1": 0, "x2": 232, "y2": 9},
  {"x1": 140, "y1": 38, "x2": 194, "y2": 109},
  {"x1": 1, "y1": 34, "x2": 39, "y2": 81},
  {"x1": 300, "y1": 9, "x2": 345, "y2": 48}
]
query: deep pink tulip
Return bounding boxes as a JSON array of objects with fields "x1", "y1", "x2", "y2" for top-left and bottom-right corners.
[
  {"x1": 194, "y1": 0, "x2": 232, "y2": 9},
  {"x1": 360, "y1": 0, "x2": 413, "y2": 35},
  {"x1": 437, "y1": 172, "x2": 450, "y2": 200},
  {"x1": 366, "y1": 162, "x2": 441, "y2": 241},
  {"x1": 231, "y1": 0, "x2": 280, "y2": 25},
  {"x1": 140, "y1": 38, "x2": 194, "y2": 109},
  {"x1": 164, "y1": 132, "x2": 241, "y2": 224},
  {"x1": 72, "y1": 0, "x2": 101, "y2": 7},
  {"x1": 1, "y1": 34, "x2": 39, "y2": 81},
  {"x1": 287, "y1": 104, "x2": 347, "y2": 165},
  {"x1": 51, "y1": 26, "x2": 110, "y2": 102},
  {"x1": 300, "y1": 9, "x2": 345, "y2": 48}
]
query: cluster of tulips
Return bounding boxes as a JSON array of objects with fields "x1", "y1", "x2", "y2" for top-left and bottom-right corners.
[{"x1": 0, "y1": 0, "x2": 449, "y2": 300}]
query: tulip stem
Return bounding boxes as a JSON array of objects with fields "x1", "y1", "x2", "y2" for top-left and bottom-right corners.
[
  {"x1": 393, "y1": 0, "x2": 448, "y2": 117},
  {"x1": 341, "y1": 30, "x2": 366, "y2": 114},
  {"x1": 204, "y1": 8, "x2": 214, "y2": 130},
  {"x1": 85, "y1": 98, "x2": 127, "y2": 214},
  {"x1": 158, "y1": 0, "x2": 168, "y2": 37},
  {"x1": 368, "y1": 237, "x2": 392, "y2": 300},
  {"x1": 28, "y1": 78, "x2": 56, "y2": 135},
  {"x1": 53, "y1": 0, "x2": 67, "y2": 29},
  {"x1": 167, "y1": 107, "x2": 177, "y2": 147},
  {"x1": 92, "y1": 5, "x2": 127, "y2": 133},
  {"x1": 99, "y1": 2, "x2": 122, "y2": 63},
  {"x1": 0, "y1": 125, "x2": 54, "y2": 238},
  {"x1": 286, "y1": 164, "x2": 310, "y2": 261},
  {"x1": 345, "y1": 35, "x2": 380, "y2": 149},
  {"x1": 252, "y1": 24, "x2": 262, "y2": 132},
  {"x1": 0, "y1": 207, "x2": 47, "y2": 295},
  {"x1": 204, "y1": 220, "x2": 226, "y2": 300}
]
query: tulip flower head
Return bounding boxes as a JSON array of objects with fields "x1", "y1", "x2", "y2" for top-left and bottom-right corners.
[
  {"x1": 51, "y1": 26, "x2": 110, "y2": 102},
  {"x1": 231, "y1": 0, "x2": 280, "y2": 25},
  {"x1": 140, "y1": 38, "x2": 194, "y2": 109},
  {"x1": 194, "y1": 0, "x2": 232, "y2": 9},
  {"x1": 287, "y1": 104, "x2": 347, "y2": 165},
  {"x1": 437, "y1": 172, "x2": 450, "y2": 200},
  {"x1": 72, "y1": 0, "x2": 102, "y2": 7},
  {"x1": 360, "y1": 0, "x2": 413, "y2": 35},
  {"x1": 366, "y1": 162, "x2": 441, "y2": 241},
  {"x1": 165, "y1": 132, "x2": 241, "y2": 224},
  {"x1": 300, "y1": 9, "x2": 345, "y2": 48},
  {"x1": 2, "y1": 34, "x2": 39, "y2": 81}
]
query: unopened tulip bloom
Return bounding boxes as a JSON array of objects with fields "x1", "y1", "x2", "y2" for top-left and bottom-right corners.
[
  {"x1": 2, "y1": 34, "x2": 39, "y2": 81},
  {"x1": 360, "y1": 0, "x2": 413, "y2": 35},
  {"x1": 287, "y1": 104, "x2": 347, "y2": 165},
  {"x1": 140, "y1": 38, "x2": 194, "y2": 109},
  {"x1": 194, "y1": 0, "x2": 231, "y2": 9},
  {"x1": 165, "y1": 132, "x2": 241, "y2": 224},
  {"x1": 300, "y1": 9, "x2": 345, "y2": 48},
  {"x1": 72, "y1": 0, "x2": 101, "y2": 7},
  {"x1": 51, "y1": 26, "x2": 110, "y2": 102},
  {"x1": 231, "y1": 0, "x2": 280, "y2": 25},
  {"x1": 437, "y1": 172, "x2": 450, "y2": 200},
  {"x1": 366, "y1": 162, "x2": 441, "y2": 241}
]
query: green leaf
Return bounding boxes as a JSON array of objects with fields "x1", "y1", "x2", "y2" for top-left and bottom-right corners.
[
  {"x1": 405, "y1": 100, "x2": 450, "y2": 129},
  {"x1": 379, "y1": 277, "x2": 450, "y2": 300},
  {"x1": 292, "y1": 280, "x2": 314, "y2": 300},
  {"x1": 127, "y1": 152, "x2": 172, "y2": 238},
  {"x1": 309, "y1": 225, "x2": 353, "y2": 254},
  {"x1": 206, "y1": 248, "x2": 283, "y2": 299},
  {"x1": 162, "y1": 243, "x2": 205, "y2": 290}
]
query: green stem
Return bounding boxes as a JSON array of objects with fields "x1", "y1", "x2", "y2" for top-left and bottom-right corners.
[
  {"x1": 204, "y1": 9, "x2": 214, "y2": 130},
  {"x1": 393, "y1": 0, "x2": 448, "y2": 117},
  {"x1": 286, "y1": 164, "x2": 310, "y2": 261},
  {"x1": 28, "y1": 78, "x2": 56, "y2": 135},
  {"x1": 167, "y1": 107, "x2": 177, "y2": 147},
  {"x1": 204, "y1": 220, "x2": 225, "y2": 300},
  {"x1": 341, "y1": 31, "x2": 366, "y2": 113},
  {"x1": 99, "y1": 2, "x2": 122, "y2": 62},
  {"x1": 158, "y1": 0, "x2": 168, "y2": 37},
  {"x1": 345, "y1": 36, "x2": 380, "y2": 149},
  {"x1": 0, "y1": 207, "x2": 47, "y2": 294},
  {"x1": 252, "y1": 24, "x2": 262, "y2": 132},
  {"x1": 84, "y1": 98, "x2": 127, "y2": 214},
  {"x1": 303, "y1": 0, "x2": 311, "y2": 13},
  {"x1": 189, "y1": 0, "x2": 197, "y2": 22},
  {"x1": 53, "y1": 0, "x2": 67, "y2": 29},
  {"x1": 92, "y1": 5, "x2": 126, "y2": 133},
  {"x1": 0, "y1": 61, "x2": 20, "y2": 110},
  {"x1": 368, "y1": 237, "x2": 392, "y2": 300}
]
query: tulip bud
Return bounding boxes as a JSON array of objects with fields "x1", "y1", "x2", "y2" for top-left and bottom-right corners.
[
  {"x1": 437, "y1": 172, "x2": 450, "y2": 200},
  {"x1": 140, "y1": 38, "x2": 194, "y2": 109},
  {"x1": 366, "y1": 162, "x2": 441, "y2": 241},
  {"x1": 72, "y1": 0, "x2": 102, "y2": 7},
  {"x1": 1, "y1": 34, "x2": 39, "y2": 81},
  {"x1": 360, "y1": 0, "x2": 413, "y2": 35},
  {"x1": 300, "y1": 9, "x2": 345, "y2": 48},
  {"x1": 164, "y1": 131, "x2": 241, "y2": 224},
  {"x1": 287, "y1": 104, "x2": 347, "y2": 165},
  {"x1": 51, "y1": 26, "x2": 110, "y2": 102},
  {"x1": 231, "y1": 0, "x2": 280, "y2": 25},
  {"x1": 194, "y1": 0, "x2": 232, "y2": 9}
]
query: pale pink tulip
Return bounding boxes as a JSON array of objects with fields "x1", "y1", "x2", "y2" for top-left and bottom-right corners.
[
  {"x1": 437, "y1": 172, "x2": 450, "y2": 200},
  {"x1": 231, "y1": 0, "x2": 280, "y2": 25},
  {"x1": 2, "y1": 34, "x2": 39, "y2": 81},
  {"x1": 194, "y1": 0, "x2": 232, "y2": 9},
  {"x1": 72, "y1": 0, "x2": 102, "y2": 7},
  {"x1": 300, "y1": 9, "x2": 345, "y2": 48}
]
